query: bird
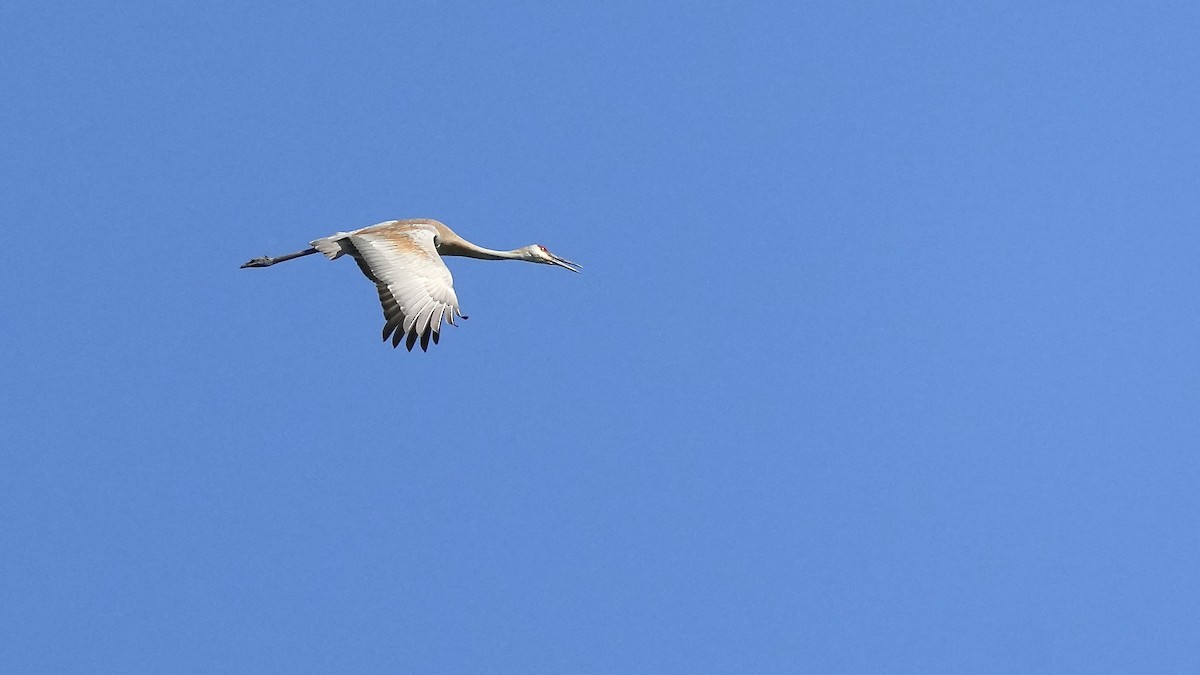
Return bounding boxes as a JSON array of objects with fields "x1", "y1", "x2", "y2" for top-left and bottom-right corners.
[{"x1": 241, "y1": 218, "x2": 580, "y2": 351}]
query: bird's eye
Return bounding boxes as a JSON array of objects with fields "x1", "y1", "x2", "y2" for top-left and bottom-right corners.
[{"x1": 537, "y1": 245, "x2": 548, "y2": 252}]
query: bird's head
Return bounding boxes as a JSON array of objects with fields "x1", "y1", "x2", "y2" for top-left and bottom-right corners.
[{"x1": 523, "y1": 244, "x2": 581, "y2": 273}]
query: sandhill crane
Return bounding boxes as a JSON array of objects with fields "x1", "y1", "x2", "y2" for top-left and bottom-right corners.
[{"x1": 241, "y1": 218, "x2": 580, "y2": 351}]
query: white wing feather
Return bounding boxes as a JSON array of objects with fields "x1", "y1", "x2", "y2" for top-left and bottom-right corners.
[{"x1": 312, "y1": 221, "x2": 463, "y2": 351}]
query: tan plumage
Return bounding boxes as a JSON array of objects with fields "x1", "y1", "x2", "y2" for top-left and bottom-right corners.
[{"x1": 241, "y1": 218, "x2": 580, "y2": 351}]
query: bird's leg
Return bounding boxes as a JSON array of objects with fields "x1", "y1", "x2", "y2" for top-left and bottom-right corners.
[{"x1": 240, "y1": 247, "x2": 319, "y2": 268}]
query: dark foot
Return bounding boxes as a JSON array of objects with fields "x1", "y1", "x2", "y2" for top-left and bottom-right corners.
[{"x1": 240, "y1": 256, "x2": 274, "y2": 268}]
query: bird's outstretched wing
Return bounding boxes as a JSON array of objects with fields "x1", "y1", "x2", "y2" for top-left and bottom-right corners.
[{"x1": 312, "y1": 221, "x2": 464, "y2": 351}]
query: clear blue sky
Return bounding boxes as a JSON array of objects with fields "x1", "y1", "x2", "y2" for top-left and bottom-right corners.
[{"x1": 3, "y1": 1, "x2": 1199, "y2": 672}]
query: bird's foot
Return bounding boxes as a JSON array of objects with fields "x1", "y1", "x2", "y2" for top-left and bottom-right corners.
[{"x1": 240, "y1": 256, "x2": 274, "y2": 268}]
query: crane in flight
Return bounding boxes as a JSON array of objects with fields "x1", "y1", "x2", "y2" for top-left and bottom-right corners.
[{"x1": 241, "y1": 219, "x2": 580, "y2": 351}]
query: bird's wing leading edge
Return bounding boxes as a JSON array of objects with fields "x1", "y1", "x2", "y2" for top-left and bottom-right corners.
[{"x1": 313, "y1": 223, "x2": 464, "y2": 351}]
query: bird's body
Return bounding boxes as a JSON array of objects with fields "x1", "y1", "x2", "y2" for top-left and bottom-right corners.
[{"x1": 241, "y1": 219, "x2": 579, "y2": 351}]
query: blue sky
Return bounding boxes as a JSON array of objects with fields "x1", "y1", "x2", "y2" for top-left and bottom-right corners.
[{"x1": 3, "y1": 1, "x2": 1199, "y2": 672}]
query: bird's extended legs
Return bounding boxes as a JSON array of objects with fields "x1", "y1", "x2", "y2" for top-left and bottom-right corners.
[{"x1": 240, "y1": 247, "x2": 319, "y2": 268}]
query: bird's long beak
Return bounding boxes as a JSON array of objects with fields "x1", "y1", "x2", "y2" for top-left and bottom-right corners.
[{"x1": 550, "y1": 254, "x2": 582, "y2": 273}]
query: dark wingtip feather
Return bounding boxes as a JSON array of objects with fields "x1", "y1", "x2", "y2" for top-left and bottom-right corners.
[
  {"x1": 405, "y1": 330, "x2": 418, "y2": 351},
  {"x1": 431, "y1": 330, "x2": 440, "y2": 345},
  {"x1": 420, "y1": 328, "x2": 431, "y2": 351}
]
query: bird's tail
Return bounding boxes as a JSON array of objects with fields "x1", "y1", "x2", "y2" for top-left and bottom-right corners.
[{"x1": 311, "y1": 234, "x2": 353, "y2": 260}]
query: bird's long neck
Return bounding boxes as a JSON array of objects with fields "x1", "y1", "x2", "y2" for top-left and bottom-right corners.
[{"x1": 439, "y1": 235, "x2": 525, "y2": 261}]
